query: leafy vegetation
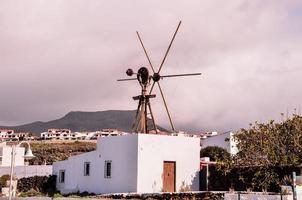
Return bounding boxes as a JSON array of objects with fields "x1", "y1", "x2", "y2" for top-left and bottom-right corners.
[
  {"x1": 18, "y1": 189, "x2": 44, "y2": 197},
  {"x1": 53, "y1": 193, "x2": 64, "y2": 198},
  {"x1": 64, "y1": 191, "x2": 96, "y2": 197},
  {"x1": 200, "y1": 146, "x2": 230, "y2": 162},
  {"x1": 205, "y1": 114, "x2": 302, "y2": 192},
  {"x1": 29, "y1": 141, "x2": 96, "y2": 165},
  {"x1": 0, "y1": 174, "x2": 10, "y2": 188},
  {"x1": 234, "y1": 114, "x2": 302, "y2": 167},
  {"x1": 17, "y1": 175, "x2": 57, "y2": 196}
]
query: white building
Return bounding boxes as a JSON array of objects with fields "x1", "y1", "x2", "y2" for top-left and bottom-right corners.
[
  {"x1": 41, "y1": 129, "x2": 125, "y2": 140},
  {"x1": 0, "y1": 129, "x2": 15, "y2": 141},
  {"x1": 40, "y1": 129, "x2": 74, "y2": 140},
  {"x1": 0, "y1": 129, "x2": 34, "y2": 141},
  {"x1": 0, "y1": 130, "x2": 33, "y2": 141},
  {"x1": 0, "y1": 142, "x2": 25, "y2": 166},
  {"x1": 200, "y1": 131, "x2": 238, "y2": 155},
  {"x1": 88, "y1": 129, "x2": 124, "y2": 140},
  {"x1": 53, "y1": 134, "x2": 200, "y2": 194}
]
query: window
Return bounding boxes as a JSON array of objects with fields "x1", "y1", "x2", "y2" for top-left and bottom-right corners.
[
  {"x1": 104, "y1": 160, "x2": 112, "y2": 178},
  {"x1": 84, "y1": 162, "x2": 90, "y2": 176},
  {"x1": 59, "y1": 170, "x2": 65, "y2": 183}
]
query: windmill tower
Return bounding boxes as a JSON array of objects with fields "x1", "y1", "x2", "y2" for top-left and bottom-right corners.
[{"x1": 118, "y1": 21, "x2": 201, "y2": 134}]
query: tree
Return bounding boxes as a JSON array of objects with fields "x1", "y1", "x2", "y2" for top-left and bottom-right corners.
[
  {"x1": 229, "y1": 114, "x2": 302, "y2": 191},
  {"x1": 234, "y1": 114, "x2": 302, "y2": 167},
  {"x1": 200, "y1": 146, "x2": 230, "y2": 162}
]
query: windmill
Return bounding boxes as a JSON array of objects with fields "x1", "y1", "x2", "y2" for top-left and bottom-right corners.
[{"x1": 118, "y1": 21, "x2": 201, "y2": 134}]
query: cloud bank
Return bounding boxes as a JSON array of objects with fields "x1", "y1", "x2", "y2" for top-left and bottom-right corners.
[{"x1": 0, "y1": 0, "x2": 302, "y2": 132}]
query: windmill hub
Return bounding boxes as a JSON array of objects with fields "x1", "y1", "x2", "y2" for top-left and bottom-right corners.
[{"x1": 152, "y1": 73, "x2": 161, "y2": 82}]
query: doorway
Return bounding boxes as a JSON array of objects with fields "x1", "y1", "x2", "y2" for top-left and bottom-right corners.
[{"x1": 163, "y1": 161, "x2": 176, "y2": 192}]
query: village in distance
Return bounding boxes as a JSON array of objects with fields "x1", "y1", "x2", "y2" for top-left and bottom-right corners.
[{"x1": 0, "y1": 110, "x2": 301, "y2": 199}]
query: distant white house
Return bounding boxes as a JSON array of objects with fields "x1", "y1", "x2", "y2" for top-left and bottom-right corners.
[
  {"x1": 41, "y1": 129, "x2": 125, "y2": 140},
  {"x1": 200, "y1": 131, "x2": 238, "y2": 155},
  {"x1": 40, "y1": 129, "x2": 74, "y2": 140},
  {"x1": 0, "y1": 130, "x2": 33, "y2": 141},
  {"x1": 53, "y1": 134, "x2": 200, "y2": 194},
  {"x1": 0, "y1": 130, "x2": 15, "y2": 141}
]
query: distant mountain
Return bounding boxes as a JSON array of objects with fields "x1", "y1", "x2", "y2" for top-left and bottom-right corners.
[{"x1": 0, "y1": 110, "x2": 165, "y2": 136}]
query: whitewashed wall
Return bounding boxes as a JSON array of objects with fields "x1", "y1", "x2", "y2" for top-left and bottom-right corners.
[
  {"x1": 53, "y1": 134, "x2": 200, "y2": 195},
  {"x1": 137, "y1": 134, "x2": 200, "y2": 193},
  {"x1": 53, "y1": 135, "x2": 138, "y2": 194}
]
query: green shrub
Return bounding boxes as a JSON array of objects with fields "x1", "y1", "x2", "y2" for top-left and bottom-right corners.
[
  {"x1": 66, "y1": 191, "x2": 95, "y2": 197},
  {"x1": 18, "y1": 189, "x2": 44, "y2": 197},
  {"x1": 17, "y1": 175, "x2": 57, "y2": 196},
  {"x1": 0, "y1": 174, "x2": 11, "y2": 187},
  {"x1": 200, "y1": 146, "x2": 230, "y2": 162},
  {"x1": 53, "y1": 193, "x2": 64, "y2": 198}
]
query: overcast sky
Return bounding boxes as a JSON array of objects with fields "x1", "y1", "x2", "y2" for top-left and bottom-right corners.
[{"x1": 0, "y1": 0, "x2": 302, "y2": 132}]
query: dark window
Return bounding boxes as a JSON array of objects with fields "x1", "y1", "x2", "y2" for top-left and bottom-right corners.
[
  {"x1": 104, "y1": 160, "x2": 112, "y2": 178},
  {"x1": 84, "y1": 162, "x2": 90, "y2": 176},
  {"x1": 59, "y1": 170, "x2": 65, "y2": 183}
]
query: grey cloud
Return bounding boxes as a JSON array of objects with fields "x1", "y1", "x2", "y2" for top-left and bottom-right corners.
[{"x1": 0, "y1": 0, "x2": 302, "y2": 132}]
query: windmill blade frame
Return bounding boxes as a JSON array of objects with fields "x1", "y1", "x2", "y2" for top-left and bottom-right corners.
[
  {"x1": 161, "y1": 73, "x2": 202, "y2": 79},
  {"x1": 117, "y1": 78, "x2": 137, "y2": 81},
  {"x1": 157, "y1": 81, "x2": 175, "y2": 131},
  {"x1": 136, "y1": 31, "x2": 155, "y2": 73},
  {"x1": 157, "y1": 21, "x2": 182, "y2": 74},
  {"x1": 117, "y1": 20, "x2": 201, "y2": 134}
]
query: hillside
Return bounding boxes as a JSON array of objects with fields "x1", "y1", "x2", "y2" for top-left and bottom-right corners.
[
  {"x1": 29, "y1": 141, "x2": 97, "y2": 165},
  {"x1": 0, "y1": 110, "x2": 153, "y2": 135}
]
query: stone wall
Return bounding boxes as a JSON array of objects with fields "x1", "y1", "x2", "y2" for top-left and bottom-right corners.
[{"x1": 0, "y1": 165, "x2": 52, "y2": 178}]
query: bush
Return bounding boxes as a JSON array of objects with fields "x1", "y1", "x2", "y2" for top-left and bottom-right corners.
[
  {"x1": 200, "y1": 146, "x2": 230, "y2": 162},
  {"x1": 66, "y1": 191, "x2": 95, "y2": 197},
  {"x1": 0, "y1": 174, "x2": 11, "y2": 187},
  {"x1": 53, "y1": 193, "x2": 64, "y2": 198},
  {"x1": 17, "y1": 175, "x2": 57, "y2": 196},
  {"x1": 18, "y1": 189, "x2": 44, "y2": 197},
  {"x1": 200, "y1": 165, "x2": 300, "y2": 192}
]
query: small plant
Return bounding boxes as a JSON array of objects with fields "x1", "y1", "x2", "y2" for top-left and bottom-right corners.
[
  {"x1": 66, "y1": 191, "x2": 95, "y2": 197},
  {"x1": 0, "y1": 174, "x2": 11, "y2": 187},
  {"x1": 281, "y1": 175, "x2": 292, "y2": 186},
  {"x1": 17, "y1": 175, "x2": 57, "y2": 196},
  {"x1": 53, "y1": 193, "x2": 64, "y2": 198},
  {"x1": 179, "y1": 181, "x2": 191, "y2": 192},
  {"x1": 229, "y1": 187, "x2": 235, "y2": 193},
  {"x1": 18, "y1": 189, "x2": 44, "y2": 197}
]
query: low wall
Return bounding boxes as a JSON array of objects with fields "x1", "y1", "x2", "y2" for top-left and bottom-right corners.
[
  {"x1": 0, "y1": 192, "x2": 296, "y2": 200},
  {"x1": 225, "y1": 193, "x2": 293, "y2": 200},
  {"x1": 0, "y1": 165, "x2": 52, "y2": 178},
  {"x1": 100, "y1": 192, "x2": 224, "y2": 199}
]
